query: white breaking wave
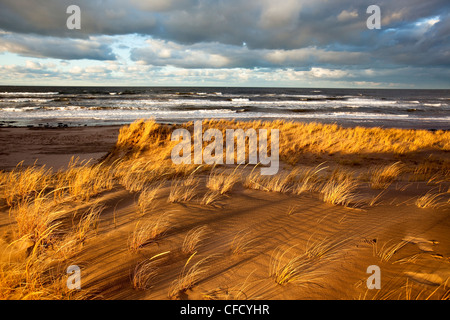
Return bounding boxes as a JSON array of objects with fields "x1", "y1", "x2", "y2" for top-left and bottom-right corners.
[
  {"x1": 2, "y1": 106, "x2": 449, "y2": 123},
  {"x1": 0, "y1": 98, "x2": 53, "y2": 103},
  {"x1": 423, "y1": 103, "x2": 442, "y2": 107},
  {"x1": 0, "y1": 92, "x2": 59, "y2": 96},
  {"x1": 344, "y1": 98, "x2": 398, "y2": 105},
  {"x1": 230, "y1": 98, "x2": 250, "y2": 102},
  {"x1": 2, "y1": 106, "x2": 41, "y2": 112}
]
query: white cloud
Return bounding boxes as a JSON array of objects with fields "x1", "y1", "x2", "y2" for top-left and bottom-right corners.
[
  {"x1": 131, "y1": 39, "x2": 231, "y2": 68},
  {"x1": 85, "y1": 66, "x2": 110, "y2": 74},
  {"x1": 337, "y1": 9, "x2": 358, "y2": 22},
  {"x1": 25, "y1": 60, "x2": 42, "y2": 70},
  {"x1": 309, "y1": 67, "x2": 348, "y2": 78},
  {"x1": 69, "y1": 66, "x2": 83, "y2": 74}
]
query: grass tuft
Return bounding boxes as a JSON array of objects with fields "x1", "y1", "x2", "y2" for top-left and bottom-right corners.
[
  {"x1": 269, "y1": 246, "x2": 323, "y2": 286},
  {"x1": 320, "y1": 178, "x2": 359, "y2": 207},
  {"x1": 415, "y1": 190, "x2": 447, "y2": 209},
  {"x1": 182, "y1": 226, "x2": 208, "y2": 255},
  {"x1": 128, "y1": 213, "x2": 172, "y2": 252},
  {"x1": 370, "y1": 162, "x2": 403, "y2": 189}
]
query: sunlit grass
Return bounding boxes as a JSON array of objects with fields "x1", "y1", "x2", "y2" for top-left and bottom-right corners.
[
  {"x1": 168, "y1": 175, "x2": 200, "y2": 203},
  {"x1": 415, "y1": 190, "x2": 447, "y2": 209},
  {"x1": 182, "y1": 226, "x2": 208, "y2": 255},
  {"x1": 128, "y1": 213, "x2": 172, "y2": 252},
  {"x1": 137, "y1": 184, "x2": 162, "y2": 216},
  {"x1": 320, "y1": 177, "x2": 360, "y2": 207},
  {"x1": 269, "y1": 246, "x2": 323, "y2": 286},
  {"x1": 370, "y1": 162, "x2": 403, "y2": 189},
  {"x1": 230, "y1": 230, "x2": 259, "y2": 256},
  {"x1": 206, "y1": 167, "x2": 240, "y2": 195},
  {"x1": 168, "y1": 253, "x2": 213, "y2": 298},
  {"x1": 132, "y1": 251, "x2": 170, "y2": 290}
]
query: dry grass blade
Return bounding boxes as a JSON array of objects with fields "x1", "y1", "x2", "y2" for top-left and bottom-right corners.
[
  {"x1": 243, "y1": 170, "x2": 293, "y2": 193},
  {"x1": 3, "y1": 162, "x2": 52, "y2": 207},
  {"x1": 206, "y1": 168, "x2": 240, "y2": 195},
  {"x1": 200, "y1": 190, "x2": 221, "y2": 206},
  {"x1": 293, "y1": 165, "x2": 327, "y2": 195},
  {"x1": 76, "y1": 204, "x2": 105, "y2": 242},
  {"x1": 137, "y1": 184, "x2": 161, "y2": 215},
  {"x1": 182, "y1": 226, "x2": 208, "y2": 255},
  {"x1": 63, "y1": 161, "x2": 115, "y2": 201},
  {"x1": 128, "y1": 213, "x2": 172, "y2": 252},
  {"x1": 368, "y1": 189, "x2": 388, "y2": 207},
  {"x1": 321, "y1": 178, "x2": 359, "y2": 207},
  {"x1": 168, "y1": 253, "x2": 214, "y2": 298},
  {"x1": 304, "y1": 237, "x2": 346, "y2": 260},
  {"x1": 12, "y1": 192, "x2": 65, "y2": 244},
  {"x1": 375, "y1": 240, "x2": 408, "y2": 262},
  {"x1": 269, "y1": 246, "x2": 323, "y2": 286},
  {"x1": 168, "y1": 177, "x2": 199, "y2": 203},
  {"x1": 230, "y1": 230, "x2": 259, "y2": 255},
  {"x1": 370, "y1": 162, "x2": 403, "y2": 189},
  {"x1": 132, "y1": 251, "x2": 170, "y2": 290},
  {"x1": 286, "y1": 205, "x2": 298, "y2": 216},
  {"x1": 202, "y1": 270, "x2": 259, "y2": 300},
  {"x1": 415, "y1": 190, "x2": 447, "y2": 209}
]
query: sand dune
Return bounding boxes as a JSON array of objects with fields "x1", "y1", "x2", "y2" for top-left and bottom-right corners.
[{"x1": 0, "y1": 120, "x2": 449, "y2": 300}]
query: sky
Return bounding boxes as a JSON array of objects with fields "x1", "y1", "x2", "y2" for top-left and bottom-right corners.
[{"x1": 0, "y1": 0, "x2": 449, "y2": 88}]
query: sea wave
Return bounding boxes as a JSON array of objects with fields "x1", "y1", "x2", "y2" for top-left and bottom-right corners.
[
  {"x1": 423, "y1": 103, "x2": 442, "y2": 107},
  {"x1": 0, "y1": 92, "x2": 59, "y2": 96},
  {"x1": 0, "y1": 98, "x2": 54, "y2": 103}
]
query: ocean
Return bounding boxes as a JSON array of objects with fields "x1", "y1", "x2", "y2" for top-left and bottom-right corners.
[{"x1": 0, "y1": 86, "x2": 449, "y2": 129}]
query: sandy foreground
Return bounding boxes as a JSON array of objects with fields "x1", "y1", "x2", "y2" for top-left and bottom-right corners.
[
  {"x1": 0, "y1": 126, "x2": 120, "y2": 171},
  {"x1": 0, "y1": 121, "x2": 449, "y2": 300}
]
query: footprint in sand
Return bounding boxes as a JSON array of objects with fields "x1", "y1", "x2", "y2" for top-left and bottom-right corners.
[
  {"x1": 402, "y1": 236, "x2": 450, "y2": 286},
  {"x1": 404, "y1": 271, "x2": 446, "y2": 286},
  {"x1": 402, "y1": 236, "x2": 439, "y2": 252}
]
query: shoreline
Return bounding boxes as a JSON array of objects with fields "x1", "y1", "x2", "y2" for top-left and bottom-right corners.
[
  {"x1": 0, "y1": 117, "x2": 449, "y2": 131},
  {"x1": 0, "y1": 125, "x2": 121, "y2": 171},
  {"x1": 1, "y1": 118, "x2": 449, "y2": 171}
]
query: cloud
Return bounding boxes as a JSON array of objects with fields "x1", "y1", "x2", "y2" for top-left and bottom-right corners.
[
  {"x1": 337, "y1": 9, "x2": 359, "y2": 22},
  {"x1": 258, "y1": 0, "x2": 303, "y2": 29},
  {"x1": 371, "y1": 12, "x2": 450, "y2": 67},
  {"x1": 0, "y1": 0, "x2": 446, "y2": 46},
  {"x1": 0, "y1": 33, "x2": 116, "y2": 60},
  {"x1": 0, "y1": 0, "x2": 448, "y2": 87},
  {"x1": 129, "y1": 0, "x2": 196, "y2": 12},
  {"x1": 25, "y1": 60, "x2": 42, "y2": 70},
  {"x1": 131, "y1": 38, "x2": 371, "y2": 69},
  {"x1": 130, "y1": 39, "x2": 232, "y2": 68},
  {"x1": 309, "y1": 67, "x2": 349, "y2": 78}
]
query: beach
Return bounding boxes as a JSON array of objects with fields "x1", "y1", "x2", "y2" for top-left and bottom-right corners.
[
  {"x1": 0, "y1": 119, "x2": 449, "y2": 300},
  {"x1": 0, "y1": 125, "x2": 120, "y2": 171}
]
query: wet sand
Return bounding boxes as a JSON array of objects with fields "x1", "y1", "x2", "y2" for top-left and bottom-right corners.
[{"x1": 0, "y1": 126, "x2": 121, "y2": 171}]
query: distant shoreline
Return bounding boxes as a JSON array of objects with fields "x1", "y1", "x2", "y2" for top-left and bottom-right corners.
[
  {"x1": 1, "y1": 87, "x2": 448, "y2": 131},
  {"x1": 1, "y1": 117, "x2": 449, "y2": 131}
]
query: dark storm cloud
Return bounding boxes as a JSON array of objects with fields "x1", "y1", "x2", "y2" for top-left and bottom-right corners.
[
  {"x1": 0, "y1": 0, "x2": 446, "y2": 45},
  {"x1": 0, "y1": 0, "x2": 449, "y2": 73},
  {"x1": 373, "y1": 12, "x2": 450, "y2": 68}
]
